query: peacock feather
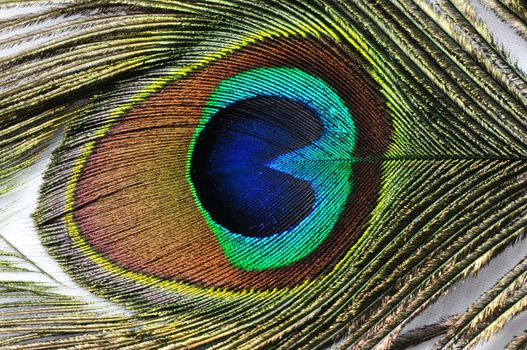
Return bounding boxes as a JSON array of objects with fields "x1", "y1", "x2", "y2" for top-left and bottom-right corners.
[{"x1": 0, "y1": 0, "x2": 526, "y2": 349}]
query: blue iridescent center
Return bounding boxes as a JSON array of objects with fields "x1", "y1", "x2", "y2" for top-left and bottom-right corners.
[{"x1": 190, "y1": 96, "x2": 322, "y2": 237}]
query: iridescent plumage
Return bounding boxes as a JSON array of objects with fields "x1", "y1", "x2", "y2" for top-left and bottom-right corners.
[{"x1": 0, "y1": 1, "x2": 526, "y2": 349}]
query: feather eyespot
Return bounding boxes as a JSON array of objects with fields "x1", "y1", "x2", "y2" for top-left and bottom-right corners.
[{"x1": 37, "y1": 36, "x2": 391, "y2": 294}]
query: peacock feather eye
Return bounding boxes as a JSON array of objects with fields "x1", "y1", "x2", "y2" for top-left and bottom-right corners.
[{"x1": 38, "y1": 35, "x2": 391, "y2": 292}]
